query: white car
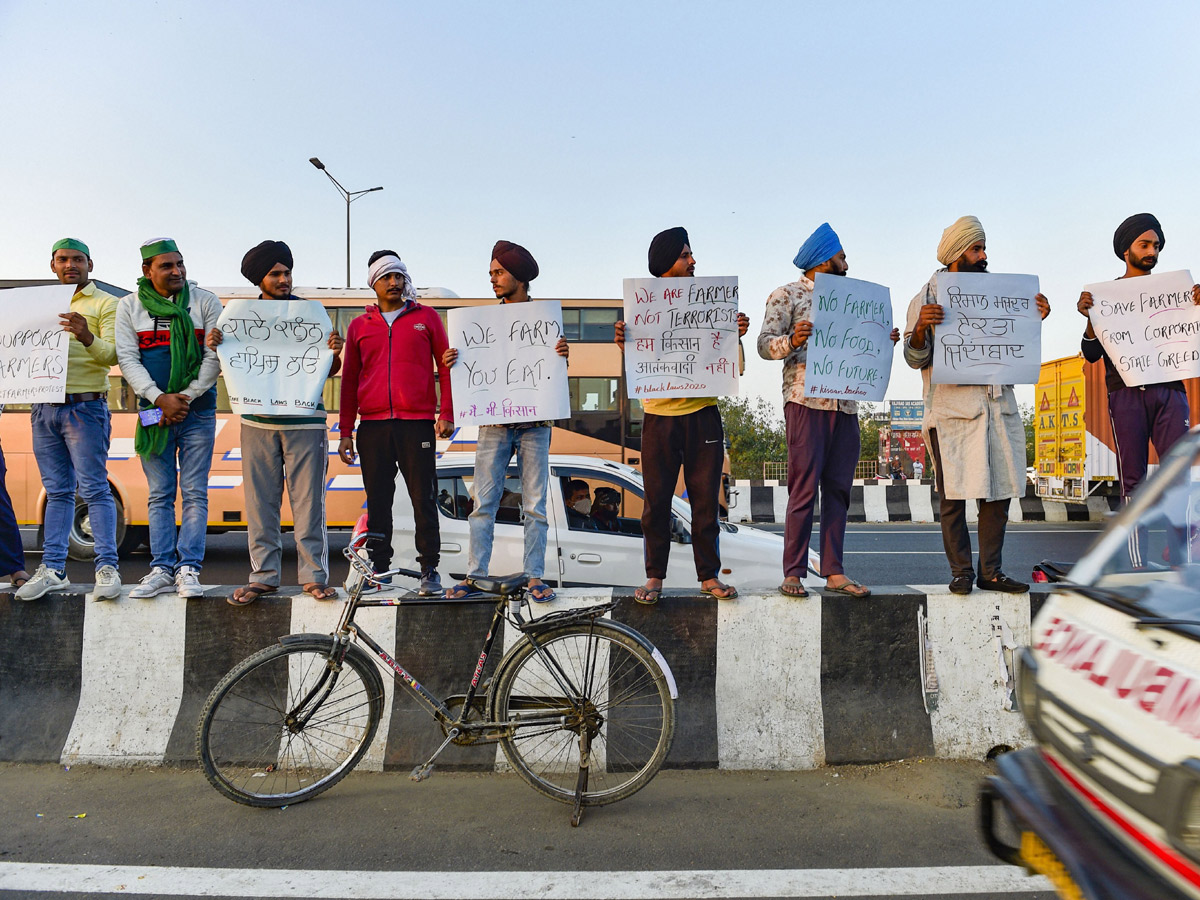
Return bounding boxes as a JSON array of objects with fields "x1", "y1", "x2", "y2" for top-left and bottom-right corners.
[{"x1": 389, "y1": 455, "x2": 810, "y2": 593}]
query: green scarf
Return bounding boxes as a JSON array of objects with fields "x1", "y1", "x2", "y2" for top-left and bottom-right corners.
[{"x1": 134, "y1": 277, "x2": 203, "y2": 458}]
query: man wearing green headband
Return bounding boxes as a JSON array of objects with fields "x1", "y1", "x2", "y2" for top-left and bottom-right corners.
[
  {"x1": 115, "y1": 238, "x2": 223, "y2": 600},
  {"x1": 17, "y1": 239, "x2": 123, "y2": 602}
]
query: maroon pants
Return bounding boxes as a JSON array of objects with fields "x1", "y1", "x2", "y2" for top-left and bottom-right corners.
[{"x1": 783, "y1": 403, "x2": 859, "y2": 579}]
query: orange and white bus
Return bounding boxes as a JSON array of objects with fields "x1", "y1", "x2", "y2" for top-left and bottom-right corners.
[{"x1": 1, "y1": 284, "x2": 659, "y2": 559}]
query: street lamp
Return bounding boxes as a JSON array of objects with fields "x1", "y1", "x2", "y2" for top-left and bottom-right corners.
[{"x1": 308, "y1": 157, "x2": 383, "y2": 288}]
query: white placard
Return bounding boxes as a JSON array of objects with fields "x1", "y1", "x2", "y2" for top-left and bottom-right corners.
[
  {"x1": 1083, "y1": 269, "x2": 1200, "y2": 387},
  {"x1": 0, "y1": 284, "x2": 74, "y2": 403},
  {"x1": 803, "y1": 274, "x2": 893, "y2": 402},
  {"x1": 215, "y1": 298, "x2": 333, "y2": 415},
  {"x1": 931, "y1": 272, "x2": 1041, "y2": 385},
  {"x1": 447, "y1": 300, "x2": 570, "y2": 425},
  {"x1": 622, "y1": 275, "x2": 739, "y2": 398}
]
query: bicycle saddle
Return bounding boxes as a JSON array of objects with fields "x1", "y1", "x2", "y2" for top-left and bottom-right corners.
[{"x1": 468, "y1": 573, "x2": 528, "y2": 596}]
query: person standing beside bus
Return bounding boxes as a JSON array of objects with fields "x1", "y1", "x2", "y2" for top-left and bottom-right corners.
[
  {"x1": 208, "y1": 241, "x2": 344, "y2": 605},
  {"x1": 17, "y1": 239, "x2": 122, "y2": 601},
  {"x1": 338, "y1": 251, "x2": 452, "y2": 597},
  {"x1": 115, "y1": 238, "x2": 222, "y2": 599},
  {"x1": 614, "y1": 227, "x2": 749, "y2": 605},
  {"x1": 444, "y1": 241, "x2": 568, "y2": 603}
]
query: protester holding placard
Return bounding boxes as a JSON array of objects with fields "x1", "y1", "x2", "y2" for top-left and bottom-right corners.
[
  {"x1": 16, "y1": 239, "x2": 123, "y2": 602},
  {"x1": 444, "y1": 241, "x2": 567, "y2": 603},
  {"x1": 1077, "y1": 214, "x2": 1200, "y2": 513},
  {"x1": 613, "y1": 227, "x2": 749, "y2": 605},
  {"x1": 207, "y1": 241, "x2": 345, "y2": 605},
  {"x1": 903, "y1": 216, "x2": 1051, "y2": 596},
  {"x1": 338, "y1": 251, "x2": 452, "y2": 597},
  {"x1": 115, "y1": 238, "x2": 223, "y2": 600},
  {"x1": 757, "y1": 223, "x2": 898, "y2": 599}
]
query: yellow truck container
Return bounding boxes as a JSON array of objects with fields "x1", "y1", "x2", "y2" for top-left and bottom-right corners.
[{"x1": 1034, "y1": 354, "x2": 1116, "y2": 501}]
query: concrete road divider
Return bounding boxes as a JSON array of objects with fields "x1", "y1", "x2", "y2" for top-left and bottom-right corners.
[{"x1": 0, "y1": 586, "x2": 1049, "y2": 768}]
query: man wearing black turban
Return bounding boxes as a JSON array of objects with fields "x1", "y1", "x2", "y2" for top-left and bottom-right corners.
[
  {"x1": 614, "y1": 228, "x2": 750, "y2": 604},
  {"x1": 443, "y1": 240, "x2": 569, "y2": 603},
  {"x1": 1077, "y1": 216, "x2": 1200, "y2": 558},
  {"x1": 206, "y1": 241, "x2": 345, "y2": 605}
]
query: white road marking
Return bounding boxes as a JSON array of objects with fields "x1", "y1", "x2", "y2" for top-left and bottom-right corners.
[{"x1": 0, "y1": 862, "x2": 1052, "y2": 897}]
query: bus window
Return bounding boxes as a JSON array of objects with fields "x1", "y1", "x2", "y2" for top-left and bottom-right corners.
[
  {"x1": 561, "y1": 308, "x2": 618, "y2": 342},
  {"x1": 568, "y1": 377, "x2": 619, "y2": 412}
]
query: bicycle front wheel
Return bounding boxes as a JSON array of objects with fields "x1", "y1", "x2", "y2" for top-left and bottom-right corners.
[
  {"x1": 196, "y1": 640, "x2": 383, "y2": 807},
  {"x1": 490, "y1": 622, "x2": 675, "y2": 806}
]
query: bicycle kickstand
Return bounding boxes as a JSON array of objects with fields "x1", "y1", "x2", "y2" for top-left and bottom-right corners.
[
  {"x1": 411, "y1": 727, "x2": 459, "y2": 782},
  {"x1": 570, "y1": 734, "x2": 591, "y2": 827}
]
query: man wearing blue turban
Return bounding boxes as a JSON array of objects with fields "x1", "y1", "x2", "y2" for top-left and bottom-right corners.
[{"x1": 757, "y1": 224, "x2": 899, "y2": 598}]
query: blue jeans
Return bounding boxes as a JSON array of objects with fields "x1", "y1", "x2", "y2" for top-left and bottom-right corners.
[
  {"x1": 31, "y1": 399, "x2": 118, "y2": 571},
  {"x1": 139, "y1": 409, "x2": 216, "y2": 572},
  {"x1": 468, "y1": 424, "x2": 550, "y2": 580},
  {"x1": 0, "y1": 439, "x2": 25, "y2": 575}
]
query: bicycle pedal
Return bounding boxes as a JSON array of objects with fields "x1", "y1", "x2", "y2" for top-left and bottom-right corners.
[{"x1": 410, "y1": 764, "x2": 434, "y2": 782}]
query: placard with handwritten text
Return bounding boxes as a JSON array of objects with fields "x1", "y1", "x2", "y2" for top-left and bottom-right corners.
[
  {"x1": 448, "y1": 300, "x2": 570, "y2": 425},
  {"x1": 215, "y1": 298, "x2": 333, "y2": 415},
  {"x1": 803, "y1": 274, "x2": 893, "y2": 402},
  {"x1": 1083, "y1": 269, "x2": 1199, "y2": 387},
  {"x1": 0, "y1": 284, "x2": 73, "y2": 403},
  {"x1": 622, "y1": 276, "x2": 739, "y2": 398},
  {"x1": 931, "y1": 272, "x2": 1041, "y2": 385}
]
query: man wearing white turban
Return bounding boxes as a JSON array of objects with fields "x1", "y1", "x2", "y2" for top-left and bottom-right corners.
[{"x1": 903, "y1": 217, "x2": 1051, "y2": 595}]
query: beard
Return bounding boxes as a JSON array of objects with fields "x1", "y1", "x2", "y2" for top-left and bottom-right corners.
[
  {"x1": 1128, "y1": 251, "x2": 1157, "y2": 272},
  {"x1": 961, "y1": 258, "x2": 988, "y2": 273}
]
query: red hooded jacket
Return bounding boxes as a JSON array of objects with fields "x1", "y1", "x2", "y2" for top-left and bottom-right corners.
[{"x1": 338, "y1": 303, "x2": 452, "y2": 434}]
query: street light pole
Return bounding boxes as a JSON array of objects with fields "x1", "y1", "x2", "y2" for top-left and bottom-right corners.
[{"x1": 308, "y1": 157, "x2": 383, "y2": 288}]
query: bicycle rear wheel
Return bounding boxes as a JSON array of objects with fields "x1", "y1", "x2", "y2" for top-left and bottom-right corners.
[
  {"x1": 490, "y1": 622, "x2": 674, "y2": 806},
  {"x1": 197, "y1": 639, "x2": 383, "y2": 807}
]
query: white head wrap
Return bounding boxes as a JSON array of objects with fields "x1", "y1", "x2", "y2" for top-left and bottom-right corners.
[
  {"x1": 367, "y1": 254, "x2": 416, "y2": 301},
  {"x1": 936, "y1": 216, "x2": 985, "y2": 266}
]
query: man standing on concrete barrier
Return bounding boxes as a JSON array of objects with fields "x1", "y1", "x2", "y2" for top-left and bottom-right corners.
[
  {"x1": 757, "y1": 223, "x2": 899, "y2": 599},
  {"x1": 338, "y1": 251, "x2": 452, "y2": 596},
  {"x1": 444, "y1": 241, "x2": 567, "y2": 603},
  {"x1": 17, "y1": 239, "x2": 122, "y2": 602},
  {"x1": 1077, "y1": 215, "x2": 1199, "y2": 499},
  {"x1": 614, "y1": 227, "x2": 749, "y2": 605},
  {"x1": 904, "y1": 216, "x2": 1050, "y2": 595},
  {"x1": 209, "y1": 241, "x2": 344, "y2": 605},
  {"x1": 116, "y1": 238, "x2": 222, "y2": 599}
]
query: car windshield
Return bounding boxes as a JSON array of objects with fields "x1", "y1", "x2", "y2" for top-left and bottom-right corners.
[{"x1": 1069, "y1": 429, "x2": 1200, "y2": 622}]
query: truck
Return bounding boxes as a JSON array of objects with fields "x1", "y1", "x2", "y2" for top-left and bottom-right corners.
[{"x1": 1034, "y1": 354, "x2": 1200, "y2": 502}]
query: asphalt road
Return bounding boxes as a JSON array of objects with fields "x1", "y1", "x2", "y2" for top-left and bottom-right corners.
[
  {"x1": 0, "y1": 760, "x2": 1056, "y2": 900},
  {"x1": 23, "y1": 522, "x2": 1103, "y2": 593}
]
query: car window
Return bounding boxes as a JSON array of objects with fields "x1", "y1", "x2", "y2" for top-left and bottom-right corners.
[
  {"x1": 558, "y1": 473, "x2": 644, "y2": 536},
  {"x1": 437, "y1": 472, "x2": 523, "y2": 525}
]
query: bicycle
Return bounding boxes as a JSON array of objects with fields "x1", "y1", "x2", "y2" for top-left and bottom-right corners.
[{"x1": 195, "y1": 530, "x2": 678, "y2": 825}]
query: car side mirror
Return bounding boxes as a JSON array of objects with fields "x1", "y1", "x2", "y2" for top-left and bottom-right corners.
[{"x1": 670, "y1": 516, "x2": 692, "y2": 544}]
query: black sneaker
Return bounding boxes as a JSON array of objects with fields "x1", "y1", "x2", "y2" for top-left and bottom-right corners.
[
  {"x1": 418, "y1": 568, "x2": 442, "y2": 597},
  {"x1": 948, "y1": 575, "x2": 974, "y2": 595},
  {"x1": 977, "y1": 572, "x2": 1029, "y2": 594}
]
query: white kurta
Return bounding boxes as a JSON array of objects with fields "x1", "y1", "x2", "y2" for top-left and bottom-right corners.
[{"x1": 903, "y1": 274, "x2": 1025, "y2": 502}]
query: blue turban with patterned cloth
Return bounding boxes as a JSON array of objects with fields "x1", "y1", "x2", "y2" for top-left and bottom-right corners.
[{"x1": 792, "y1": 223, "x2": 842, "y2": 271}]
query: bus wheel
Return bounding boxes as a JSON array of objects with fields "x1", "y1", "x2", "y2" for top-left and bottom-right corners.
[{"x1": 67, "y1": 489, "x2": 134, "y2": 561}]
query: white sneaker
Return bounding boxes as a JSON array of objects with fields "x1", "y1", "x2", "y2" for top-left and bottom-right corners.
[
  {"x1": 129, "y1": 567, "x2": 175, "y2": 599},
  {"x1": 92, "y1": 565, "x2": 122, "y2": 601},
  {"x1": 15, "y1": 564, "x2": 70, "y2": 602},
  {"x1": 175, "y1": 565, "x2": 205, "y2": 599}
]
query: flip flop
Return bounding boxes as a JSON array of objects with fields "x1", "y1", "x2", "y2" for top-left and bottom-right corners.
[
  {"x1": 528, "y1": 582, "x2": 557, "y2": 603},
  {"x1": 445, "y1": 582, "x2": 483, "y2": 600},
  {"x1": 303, "y1": 583, "x2": 338, "y2": 601},
  {"x1": 825, "y1": 579, "x2": 871, "y2": 598},
  {"x1": 634, "y1": 585, "x2": 661, "y2": 605},
  {"x1": 227, "y1": 583, "x2": 277, "y2": 607},
  {"x1": 701, "y1": 582, "x2": 739, "y2": 600},
  {"x1": 779, "y1": 581, "x2": 809, "y2": 598}
]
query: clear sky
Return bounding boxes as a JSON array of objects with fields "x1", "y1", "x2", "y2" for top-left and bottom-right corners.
[{"x1": 3, "y1": 0, "x2": 1197, "y2": 413}]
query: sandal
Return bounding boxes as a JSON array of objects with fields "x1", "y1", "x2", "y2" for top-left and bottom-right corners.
[
  {"x1": 445, "y1": 582, "x2": 483, "y2": 600},
  {"x1": 634, "y1": 583, "x2": 662, "y2": 606},
  {"x1": 303, "y1": 583, "x2": 338, "y2": 601},
  {"x1": 528, "y1": 581, "x2": 557, "y2": 603},
  {"x1": 825, "y1": 578, "x2": 871, "y2": 598},
  {"x1": 227, "y1": 583, "x2": 277, "y2": 607},
  {"x1": 701, "y1": 582, "x2": 739, "y2": 600},
  {"x1": 779, "y1": 581, "x2": 809, "y2": 598}
]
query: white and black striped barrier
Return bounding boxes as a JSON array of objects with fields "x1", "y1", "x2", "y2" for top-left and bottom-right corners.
[{"x1": 0, "y1": 585, "x2": 1051, "y2": 770}]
